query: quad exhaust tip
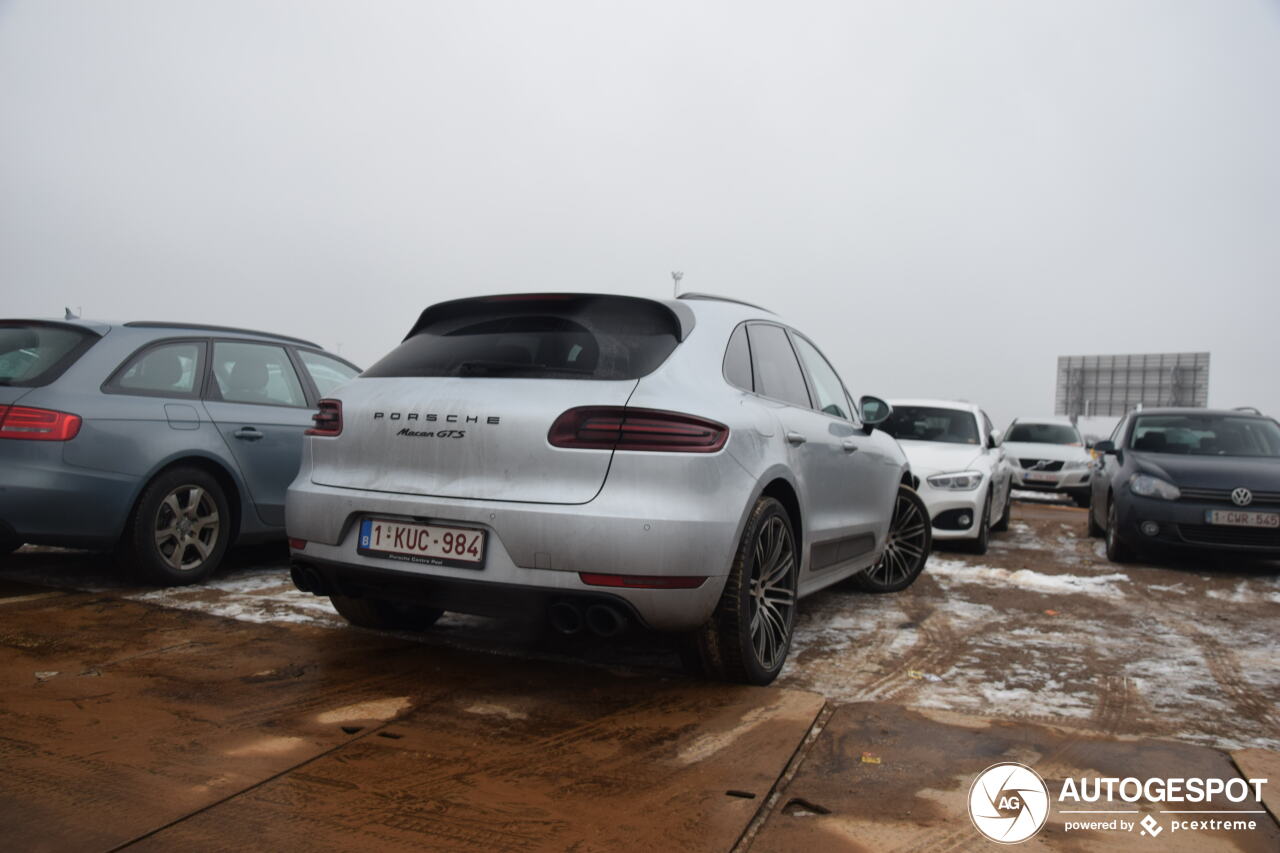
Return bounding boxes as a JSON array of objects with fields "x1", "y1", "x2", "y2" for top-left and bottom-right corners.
[
  {"x1": 585, "y1": 603, "x2": 628, "y2": 637},
  {"x1": 548, "y1": 601, "x2": 629, "y2": 637},
  {"x1": 548, "y1": 601, "x2": 584, "y2": 635}
]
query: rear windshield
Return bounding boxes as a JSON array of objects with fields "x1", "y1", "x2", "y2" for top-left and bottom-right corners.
[
  {"x1": 1130, "y1": 414, "x2": 1280, "y2": 457},
  {"x1": 880, "y1": 405, "x2": 980, "y2": 445},
  {"x1": 1006, "y1": 423, "x2": 1081, "y2": 445},
  {"x1": 362, "y1": 295, "x2": 681, "y2": 381},
  {"x1": 0, "y1": 322, "x2": 97, "y2": 387}
]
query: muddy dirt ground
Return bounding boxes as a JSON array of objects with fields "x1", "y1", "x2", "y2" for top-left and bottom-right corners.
[
  {"x1": 2, "y1": 494, "x2": 1278, "y2": 851},
  {"x1": 5, "y1": 494, "x2": 1277, "y2": 753}
]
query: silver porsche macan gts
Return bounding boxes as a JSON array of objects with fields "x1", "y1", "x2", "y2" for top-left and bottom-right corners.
[{"x1": 286, "y1": 293, "x2": 930, "y2": 684}]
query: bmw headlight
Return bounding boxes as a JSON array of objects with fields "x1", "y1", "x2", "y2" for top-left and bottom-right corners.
[
  {"x1": 1128, "y1": 473, "x2": 1181, "y2": 500},
  {"x1": 927, "y1": 470, "x2": 984, "y2": 490}
]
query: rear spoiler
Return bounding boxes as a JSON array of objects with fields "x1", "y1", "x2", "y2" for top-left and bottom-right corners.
[{"x1": 403, "y1": 293, "x2": 696, "y2": 342}]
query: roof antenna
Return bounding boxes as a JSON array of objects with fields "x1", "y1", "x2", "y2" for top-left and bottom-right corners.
[
  {"x1": 64, "y1": 306, "x2": 81, "y2": 320},
  {"x1": 671, "y1": 271, "x2": 683, "y2": 298}
]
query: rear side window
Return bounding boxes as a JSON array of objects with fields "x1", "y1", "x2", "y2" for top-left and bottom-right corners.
[
  {"x1": 114, "y1": 342, "x2": 203, "y2": 397},
  {"x1": 362, "y1": 295, "x2": 681, "y2": 381},
  {"x1": 746, "y1": 324, "x2": 811, "y2": 409},
  {"x1": 211, "y1": 342, "x2": 308, "y2": 407},
  {"x1": 723, "y1": 324, "x2": 753, "y2": 391},
  {"x1": 298, "y1": 349, "x2": 360, "y2": 396},
  {"x1": 0, "y1": 323, "x2": 97, "y2": 387}
]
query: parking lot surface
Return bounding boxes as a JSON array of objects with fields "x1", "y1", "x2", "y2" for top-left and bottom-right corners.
[{"x1": 2, "y1": 496, "x2": 1277, "y2": 851}]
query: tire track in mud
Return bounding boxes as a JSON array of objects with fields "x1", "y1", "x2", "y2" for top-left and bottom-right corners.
[
  {"x1": 854, "y1": 601, "x2": 975, "y2": 704},
  {"x1": 1172, "y1": 616, "x2": 1278, "y2": 731}
]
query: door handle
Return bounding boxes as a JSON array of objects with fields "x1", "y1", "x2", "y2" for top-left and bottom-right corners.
[
  {"x1": 786, "y1": 431, "x2": 807, "y2": 446},
  {"x1": 841, "y1": 439, "x2": 859, "y2": 453},
  {"x1": 234, "y1": 426, "x2": 264, "y2": 441}
]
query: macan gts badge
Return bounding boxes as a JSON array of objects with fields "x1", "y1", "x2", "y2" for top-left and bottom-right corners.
[
  {"x1": 287, "y1": 293, "x2": 933, "y2": 684},
  {"x1": 372, "y1": 410, "x2": 500, "y2": 440}
]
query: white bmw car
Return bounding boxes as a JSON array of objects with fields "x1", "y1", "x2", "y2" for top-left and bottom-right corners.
[
  {"x1": 880, "y1": 399, "x2": 1012, "y2": 554},
  {"x1": 1002, "y1": 418, "x2": 1093, "y2": 507}
]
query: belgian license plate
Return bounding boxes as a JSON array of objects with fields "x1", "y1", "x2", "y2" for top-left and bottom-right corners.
[
  {"x1": 358, "y1": 518, "x2": 486, "y2": 568},
  {"x1": 1025, "y1": 471, "x2": 1058, "y2": 483},
  {"x1": 1205, "y1": 510, "x2": 1280, "y2": 529}
]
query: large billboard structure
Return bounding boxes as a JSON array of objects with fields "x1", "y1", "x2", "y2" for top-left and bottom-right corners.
[{"x1": 1055, "y1": 352, "x2": 1209, "y2": 418}]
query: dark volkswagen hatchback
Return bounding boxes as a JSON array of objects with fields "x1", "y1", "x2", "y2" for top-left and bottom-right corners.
[{"x1": 1089, "y1": 408, "x2": 1280, "y2": 561}]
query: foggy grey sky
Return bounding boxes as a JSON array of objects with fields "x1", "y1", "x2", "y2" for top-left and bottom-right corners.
[{"x1": 3, "y1": 1, "x2": 1278, "y2": 428}]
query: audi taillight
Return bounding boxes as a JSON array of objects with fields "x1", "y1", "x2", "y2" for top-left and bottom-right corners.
[
  {"x1": 306, "y1": 399, "x2": 343, "y2": 437},
  {"x1": 548, "y1": 406, "x2": 728, "y2": 453},
  {"x1": 0, "y1": 405, "x2": 82, "y2": 441}
]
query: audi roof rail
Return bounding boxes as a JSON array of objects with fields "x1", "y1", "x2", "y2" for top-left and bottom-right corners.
[
  {"x1": 676, "y1": 292, "x2": 775, "y2": 314},
  {"x1": 123, "y1": 321, "x2": 319, "y2": 348}
]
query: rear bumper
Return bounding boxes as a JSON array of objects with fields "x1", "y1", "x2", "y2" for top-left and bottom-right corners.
[
  {"x1": 0, "y1": 446, "x2": 138, "y2": 548},
  {"x1": 1011, "y1": 469, "x2": 1091, "y2": 493},
  {"x1": 284, "y1": 453, "x2": 755, "y2": 631},
  {"x1": 1113, "y1": 495, "x2": 1280, "y2": 554},
  {"x1": 289, "y1": 552, "x2": 724, "y2": 631}
]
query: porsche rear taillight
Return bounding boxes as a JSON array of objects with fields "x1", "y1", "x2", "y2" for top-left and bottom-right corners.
[
  {"x1": 548, "y1": 406, "x2": 728, "y2": 453},
  {"x1": 306, "y1": 399, "x2": 343, "y2": 437},
  {"x1": 0, "y1": 405, "x2": 82, "y2": 441}
]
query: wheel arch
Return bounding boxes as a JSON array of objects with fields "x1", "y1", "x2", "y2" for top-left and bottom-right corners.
[
  {"x1": 121, "y1": 453, "x2": 247, "y2": 546},
  {"x1": 759, "y1": 477, "x2": 803, "y2": 555}
]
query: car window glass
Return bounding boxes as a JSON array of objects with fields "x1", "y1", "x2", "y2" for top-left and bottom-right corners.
[
  {"x1": 0, "y1": 323, "x2": 96, "y2": 386},
  {"x1": 880, "y1": 406, "x2": 981, "y2": 444},
  {"x1": 117, "y1": 342, "x2": 201, "y2": 396},
  {"x1": 790, "y1": 334, "x2": 850, "y2": 419},
  {"x1": 212, "y1": 342, "x2": 306, "y2": 407},
  {"x1": 298, "y1": 350, "x2": 360, "y2": 396},
  {"x1": 723, "y1": 324, "x2": 753, "y2": 391},
  {"x1": 1006, "y1": 422, "x2": 1081, "y2": 445},
  {"x1": 746, "y1": 324, "x2": 810, "y2": 408},
  {"x1": 362, "y1": 295, "x2": 679, "y2": 381},
  {"x1": 1130, "y1": 414, "x2": 1280, "y2": 457}
]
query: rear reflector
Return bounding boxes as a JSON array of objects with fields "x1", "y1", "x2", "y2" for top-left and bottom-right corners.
[
  {"x1": 0, "y1": 405, "x2": 82, "y2": 441},
  {"x1": 579, "y1": 572, "x2": 707, "y2": 590},
  {"x1": 306, "y1": 399, "x2": 343, "y2": 436},
  {"x1": 549, "y1": 407, "x2": 728, "y2": 453},
  {"x1": 288, "y1": 538, "x2": 307, "y2": 550}
]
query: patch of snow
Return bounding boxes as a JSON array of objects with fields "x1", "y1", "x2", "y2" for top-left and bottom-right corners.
[{"x1": 926, "y1": 558, "x2": 1130, "y2": 599}]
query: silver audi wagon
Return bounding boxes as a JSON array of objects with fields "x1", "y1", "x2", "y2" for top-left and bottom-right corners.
[{"x1": 286, "y1": 293, "x2": 929, "y2": 683}]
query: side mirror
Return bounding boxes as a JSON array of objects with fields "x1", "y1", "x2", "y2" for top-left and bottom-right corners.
[
  {"x1": 859, "y1": 395, "x2": 892, "y2": 430},
  {"x1": 987, "y1": 431, "x2": 1000, "y2": 449},
  {"x1": 1094, "y1": 440, "x2": 1116, "y2": 454}
]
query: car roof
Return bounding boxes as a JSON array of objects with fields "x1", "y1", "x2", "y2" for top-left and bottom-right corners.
[
  {"x1": 3, "y1": 317, "x2": 321, "y2": 348},
  {"x1": 1130, "y1": 407, "x2": 1273, "y2": 419},
  {"x1": 1009, "y1": 416, "x2": 1078, "y2": 427},
  {"x1": 888, "y1": 398, "x2": 983, "y2": 415},
  {"x1": 4, "y1": 317, "x2": 112, "y2": 336}
]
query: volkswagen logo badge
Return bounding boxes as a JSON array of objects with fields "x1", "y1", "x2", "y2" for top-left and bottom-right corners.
[{"x1": 1231, "y1": 488, "x2": 1253, "y2": 507}]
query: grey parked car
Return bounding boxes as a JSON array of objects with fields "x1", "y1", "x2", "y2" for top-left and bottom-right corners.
[
  {"x1": 0, "y1": 318, "x2": 359, "y2": 584},
  {"x1": 286, "y1": 293, "x2": 930, "y2": 684}
]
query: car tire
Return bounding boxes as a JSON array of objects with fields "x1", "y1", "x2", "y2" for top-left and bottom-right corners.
[
  {"x1": 1087, "y1": 502, "x2": 1105, "y2": 537},
  {"x1": 0, "y1": 537, "x2": 22, "y2": 556},
  {"x1": 686, "y1": 496, "x2": 797, "y2": 686},
  {"x1": 967, "y1": 491, "x2": 992, "y2": 555},
  {"x1": 1072, "y1": 491, "x2": 1092, "y2": 509},
  {"x1": 991, "y1": 485, "x2": 1012, "y2": 533},
  {"x1": 1104, "y1": 498, "x2": 1134, "y2": 563},
  {"x1": 851, "y1": 485, "x2": 932, "y2": 593},
  {"x1": 329, "y1": 594, "x2": 444, "y2": 631},
  {"x1": 126, "y1": 467, "x2": 231, "y2": 586}
]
